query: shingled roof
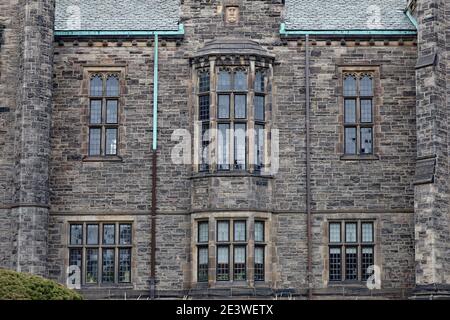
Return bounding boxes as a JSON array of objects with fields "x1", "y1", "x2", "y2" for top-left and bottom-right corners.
[
  {"x1": 284, "y1": 0, "x2": 416, "y2": 31},
  {"x1": 55, "y1": 0, "x2": 180, "y2": 31}
]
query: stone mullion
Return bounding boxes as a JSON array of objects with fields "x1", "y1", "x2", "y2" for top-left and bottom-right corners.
[
  {"x1": 248, "y1": 215, "x2": 255, "y2": 287},
  {"x1": 248, "y1": 59, "x2": 256, "y2": 172}
]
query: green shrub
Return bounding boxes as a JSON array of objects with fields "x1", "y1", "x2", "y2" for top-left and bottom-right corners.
[{"x1": 0, "y1": 269, "x2": 82, "y2": 300}]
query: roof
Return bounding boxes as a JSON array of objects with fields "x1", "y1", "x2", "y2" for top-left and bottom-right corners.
[
  {"x1": 284, "y1": 0, "x2": 416, "y2": 31},
  {"x1": 55, "y1": 0, "x2": 180, "y2": 31}
]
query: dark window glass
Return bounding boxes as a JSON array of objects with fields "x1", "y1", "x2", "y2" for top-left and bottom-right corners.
[
  {"x1": 89, "y1": 128, "x2": 101, "y2": 156},
  {"x1": 217, "y1": 221, "x2": 229, "y2": 242},
  {"x1": 102, "y1": 248, "x2": 115, "y2": 283},
  {"x1": 86, "y1": 224, "x2": 99, "y2": 245},
  {"x1": 345, "y1": 247, "x2": 358, "y2": 280},
  {"x1": 344, "y1": 99, "x2": 356, "y2": 123},
  {"x1": 70, "y1": 224, "x2": 83, "y2": 245},
  {"x1": 69, "y1": 248, "x2": 82, "y2": 270},
  {"x1": 106, "y1": 75, "x2": 119, "y2": 96},
  {"x1": 255, "y1": 221, "x2": 264, "y2": 242},
  {"x1": 234, "y1": 124, "x2": 246, "y2": 170},
  {"x1": 199, "y1": 71, "x2": 210, "y2": 93},
  {"x1": 345, "y1": 222, "x2": 357, "y2": 243},
  {"x1": 360, "y1": 99, "x2": 372, "y2": 123},
  {"x1": 255, "y1": 71, "x2": 264, "y2": 93},
  {"x1": 118, "y1": 248, "x2": 131, "y2": 283},
  {"x1": 216, "y1": 246, "x2": 229, "y2": 281},
  {"x1": 217, "y1": 124, "x2": 230, "y2": 171},
  {"x1": 198, "y1": 221, "x2": 209, "y2": 243},
  {"x1": 254, "y1": 125, "x2": 264, "y2": 170},
  {"x1": 329, "y1": 223, "x2": 341, "y2": 243},
  {"x1": 234, "y1": 71, "x2": 247, "y2": 91},
  {"x1": 254, "y1": 95, "x2": 265, "y2": 121},
  {"x1": 218, "y1": 94, "x2": 230, "y2": 119},
  {"x1": 90, "y1": 100, "x2": 102, "y2": 124},
  {"x1": 218, "y1": 71, "x2": 231, "y2": 91},
  {"x1": 199, "y1": 95, "x2": 210, "y2": 121},
  {"x1": 360, "y1": 127, "x2": 373, "y2": 154},
  {"x1": 119, "y1": 224, "x2": 132, "y2": 245},
  {"x1": 105, "y1": 128, "x2": 118, "y2": 155},
  {"x1": 233, "y1": 221, "x2": 246, "y2": 242},
  {"x1": 103, "y1": 224, "x2": 115, "y2": 245},
  {"x1": 360, "y1": 76, "x2": 373, "y2": 96},
  {"x1": 90, "y1": 75, "x2": 103, "y2": 96},
  {"x1": 198, "y1": 247, "x2": 209, "y2": 282},
  {"x1": 254, "y1": 246, "x2": 265, "y2": 281},
  {"x1": 86, "y1": 248, "x2": 98, "y2": 283},
  {"x1": 106, "y1": 100, "x2": 118, "y2": 124},
  {"x1": 361, "y1": 247, "x2": 374, "y2": 281},
  {"x1": 345, "y1": 127, "x2": 357, "y2": 154},
  {"x1": 233, "y1": 246, "x2": 246, "y2": 281},
  {"x1": 200, "y1": 123, "x2": 210, "y2": 172},
  {"x1": 362, "y1": 222, "x2": 374, "y2": 243},
  {"x1": 329, "y1": 247, "x2": 341, "y2": 281},
  {"x1": 234, "y1": 94, "x2": 247, "y2": 119},
  {"x1": 344, "y1": 75, "x2": 357, "y2": 96}
]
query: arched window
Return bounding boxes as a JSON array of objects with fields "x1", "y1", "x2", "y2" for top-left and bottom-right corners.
[
  {"x1": 90, "y1": 75, "x2": 103, "y2": 97},
  {"x1": 106, "y1": 75, "x2": 119, "y2": 96}
]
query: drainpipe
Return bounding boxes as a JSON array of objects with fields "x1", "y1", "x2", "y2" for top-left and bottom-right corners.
[
  {"x1": 149, "y1": 34, "x2": 159, "y2": 300},
  {"x1": 305, "y1": 34, "x2": 313, "y2": 300}
]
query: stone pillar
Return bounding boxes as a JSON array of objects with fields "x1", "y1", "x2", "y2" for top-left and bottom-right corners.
[
  {"x1": 413, "y1": 0, "x2": 450, "y2": 298},
  {"x1": 11, "y1": 0, "x2": 55, "y2": 277}
]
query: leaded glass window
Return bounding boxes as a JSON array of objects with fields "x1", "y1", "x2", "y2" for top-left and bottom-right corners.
[
  {"x1": 103, "y1": 224, "x2": 115, "y2": 245},
  {"x1": 254, "y1": 246, "x2": 265, "y2": 281},
  {"x1": 255, "y1": 221, "x2": 265, "y2": 242},
  {"x1": 198, "y1": 221, "x2": 209, "y2": 243},
  {"x1": 233, "y1": 246, "x2": 246, "y2": 280},
  {"x1": 70, "y1": 224, "x2": 83, "y2": 245},
  {"x1": 217, "y1": 246, "x2": 230, "y2": 281},
  {"x1": 86, "y1": 224, "x2": 99, "y2": 245},
  {"x1": 233, "y1": 221, "x2": 246, "y2": 242},
  {"x1": 118, "y1": 248, "x2": 131, "y2": 283},
  {"x1": 217, "y1": 221, "x2": 230, "y2": 242},
  {"x1": 119, "y1": 224, "x2": 132, "y2": 245},
  {"x1": 198, "y1": 247, "x2": 209, "y2": 282}
]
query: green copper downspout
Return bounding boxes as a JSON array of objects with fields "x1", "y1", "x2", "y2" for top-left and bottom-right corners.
[{"x1": 152, "y1": 34, "x2": 159, "y2": 150}]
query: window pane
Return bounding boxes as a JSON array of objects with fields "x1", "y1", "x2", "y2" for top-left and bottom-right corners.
[
  {"x1": 119, "y1": 224, "x2": 132, "y2": 245},
  {"x1": 199, "y1": 71, "x2": 210, "y2": 93},
  {"x1": 329, "y1": 247, "x2": 341, "y2": 281},
  {"x1": 255, "y1": 71, "x2": 264, "y2": 93},
  {"x1": 218, "y1": 71, "x2": 231, "y2": 91},
  {"x1": 254, "y1": 125, "x2": 265, "y2": 170},
  {"x1": 345, "y1": 247, "x2": 358, "y2": 280},
  {"x1": 86, "y1": 248, "x2": 98, "y2": 283},
  {"x1": 234, "y1": 124, "x2": 246, "y2": 170},
  {"x1": 361, "y1": 99, "x2": 373, "y2": 123},
  {"x1": 345, "y1": 223, "x2": 357, "y2": 242},
  {"x1": 102, "y1": 248, "x2": 115, "y2": 283},
  {"x1": 118, "y1": 248, "x2": 131, "y2": 283},
  {"x1": 199, "y1": 95, "x2": 210, "y2": 121},
  {"x1": 90, "y1": 100, "x2": 102, "y2": 124},
  {"x1": 89, "y1": 128, "x2": 101, "y2": 156},
  {"x1": 233, "y1": 246, "x2": 246, "y2": 280},
  {"x1": 344, "y1": 75, "x2": 357, "y2": 96},
  {"x1": 217, "y1": 221, "x2": 229, "y2": 242},
  {"x1": 106, "y1": 75, "x2": 119, "y2": 96},
  {"x1": 218, "y1": 124, "x2": 230, "y2": 171},
  {"x1": 106, "y1": 128, "x2": 118, "y2": 155},
  {"x1": 103, "y1": 224, "x2": 115, "y2": 245},
  {"x1": 86, "y1": 224, "x2": 99, "y2": 245},
  {"x1": 329, "y1": 223, "x2": 341, "y2": 243},
  {"x1": 234, "y1": 94, "x2": 246, "y2": 119},
  {"x1": 360, "y1": 127, "x2": 373, "y2": 154},
  {"x1": 69, "y1": 248, "x2": 82, "y2": 270},
  {"x1": 70, "y1": 224, "x2": 83, "y2": 245},
  {"x1": 254, "y1": 95, "x2": 265, "y2": 121},
  {"x1": 234, "y1": 221, "x2": 246, "y2": 242},
  {"x1": 362, "y1": 222, "x2": 374, "y2": 242},
  {"x1": 200, "y1": 123, "x2": 210, "y2": 172},
  {"x1": 198, "y1": 247, "x2": 209, "y2": 282},
  {"x1": 255, "y1": 221, "x2": 264, "y2": 242},
  {"x1": 198, "y1": 221, "x2": 209, "y2": 243},
  {"x1": 106, "y1": 100, "x2": 118, "y2": 124},
  {"x1": 360, "y1": 76, "x2": 373, "y2": 96},
  {"x1": 217, "y1": 246, "x2": 229, "y2": 281},
  {"x1": 361, "y1": 247, "x2": 374, "y2": 281},
  {"x1": 90, "y1": 75, "x2": 103, "y2": 96},
  {"x1": 234, "y1": 71, "x2": 247, "y2": 91},
  {"x1": 254, "y1": 246, "x2": 264, "y2": 281},
  {"x1": 218, "y1": 94, "x2": 230, "y2": 119},
  {"x1": 344, "y1": 99, "x2": 356, "y2": 123},
  {"x1": 345, "y1": 127, "x2": 357, "y2": 154}
]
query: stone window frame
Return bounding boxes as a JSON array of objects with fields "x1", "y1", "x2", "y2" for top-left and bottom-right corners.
[
  {"x1": 67, "y1": 221, "x2": 134, "y2": 287},
  {"x1": 192, "y1": 56, "x2": 272, "y2": 175},
  {"x1": 81, "y1": 66, "x2": 126, "y2": 162},
  {"x1": 325, "y1": 219, "x2": 377, "y2": 284},
  {"x1": 337, "y1": 66, "x2": 381, "y2": 161},
  {"x1": 191, "y1": 212, "x2": 271, "y2": 287}
]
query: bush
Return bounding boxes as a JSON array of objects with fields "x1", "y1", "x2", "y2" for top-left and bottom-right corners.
[{"x1": 0, "y1": 269, "x2": 83, "y2": 300}]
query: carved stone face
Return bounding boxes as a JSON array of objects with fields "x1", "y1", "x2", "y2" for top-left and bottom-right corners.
[{"x1": 226, "y1": 6, "x2": 239, "y2": 24}]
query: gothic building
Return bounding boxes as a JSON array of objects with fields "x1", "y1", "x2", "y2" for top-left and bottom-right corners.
[{"x1": 0, "y1": 0, "x2": 449, "y2": 299}]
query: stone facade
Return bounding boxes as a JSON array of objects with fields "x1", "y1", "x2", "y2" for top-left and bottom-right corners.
[{"x1": 0, "y1": 0, "x2": 449, "y2": 299}]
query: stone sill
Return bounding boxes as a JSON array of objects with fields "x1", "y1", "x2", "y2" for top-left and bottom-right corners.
[
  {"x1": 340, "y1": 154, "x2": 380, "y2": 161},
  {"x1": 82, "y1": 155, "x2": 124, "y2": 162}
]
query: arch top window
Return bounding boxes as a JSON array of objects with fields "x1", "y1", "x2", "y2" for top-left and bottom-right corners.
[
  {"x1": 90, "y1": 74, "x2": 103, "y2": 97},
  {"x1": 106, "y1": 74, "x2": 119, "y2": 97}
]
